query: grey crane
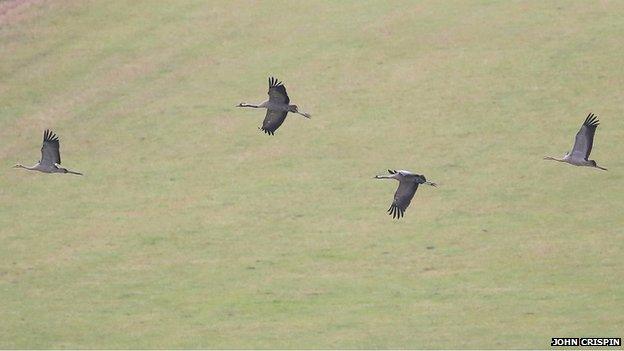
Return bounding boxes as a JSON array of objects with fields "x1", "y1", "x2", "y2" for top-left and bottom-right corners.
[
  {"x1": 14, "y1": 129, "x2": 83, "y2": 175},
  {"x1": 544, "y1": 113, "x2": 607, "y2": 171},
  {"x1": 236, "y1": 77, "x2": 311, "y2": 135},
  {"x1": 375, "y1": 169, "x2": 436, "y2": 219}
]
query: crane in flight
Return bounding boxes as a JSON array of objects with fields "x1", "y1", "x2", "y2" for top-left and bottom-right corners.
[
  {"x1": 237, "y1": 77, "x2": 311, "y2": 135},
  {"x1": 14, "y1": 130, "x2": 83, "y2": 175},
  {"x1": 375, "y1": 169, "x2": 436, "y2": 219},
  {"x1": 544, "y1": 113, "x2": 607, "y2": 171}
]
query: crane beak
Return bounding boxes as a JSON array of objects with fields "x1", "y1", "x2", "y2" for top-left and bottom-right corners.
[{"x1": 425, "y1": 181, "x2": 437, "y2": 187}]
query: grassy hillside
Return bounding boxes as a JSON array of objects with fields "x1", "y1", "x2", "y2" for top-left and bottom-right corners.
[{"x1": 1, "y1": 1, "x2": 623, "y2": 348}]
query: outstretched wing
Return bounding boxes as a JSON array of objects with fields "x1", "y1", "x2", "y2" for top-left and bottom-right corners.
[
  {"x1": 267, "y1": 77, "x2": 290, "y2": 105},
  {"x1": 388, "y1": 180, "x2": 418, "y2": 219},
  {"x1": 40, "y1": 129, "x2": 61, "y2": 166},
  {"x1": 570, "y1": 113, "x2": 599, "y2": 160},
  {"x1": 261, "y1": 109, "x2": 288, "y2": 135}
]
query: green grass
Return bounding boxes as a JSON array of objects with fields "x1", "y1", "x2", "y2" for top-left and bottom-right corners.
[{"x1": 1, "y1": 0, "x2": 623, "y2": 348}]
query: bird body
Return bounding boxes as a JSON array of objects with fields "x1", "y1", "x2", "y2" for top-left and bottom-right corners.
[
  {"x1": 14, "y1": 130, "x2": 82, "y2": 175},
  {"x1": 375, "y1": 169, "x2": 436, "y2": 219},
  {"x1": 238, "y1": 100, "x2": 296, "y2": 112},
  {"x1": 237, "y1": 77, "x2": 311, "y2": 135},
  {"x1": 544, "y1": 113, "x2": 607, "y2": 171}
]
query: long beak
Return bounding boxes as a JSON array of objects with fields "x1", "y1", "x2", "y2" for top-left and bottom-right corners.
[
  {"x1": 425, "y1": 181, "x2": 437, "y2": 187},
  {"x1": 67, "y1": 170, "x2": 83, "y2": 176},
  {"x1": 595, "y1": 165, "x2": 608, "y2": 171}
]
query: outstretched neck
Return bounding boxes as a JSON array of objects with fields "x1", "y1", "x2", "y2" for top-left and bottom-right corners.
[
  {"x1": 14, "y1": 164, "x2": 37, "y2": 171},
  {"x1": 237, "y1": 102, "x2": 264, "y2": 108},
  {"x1": 543, "y1": 156, "x2": 565, "y2": 162}
]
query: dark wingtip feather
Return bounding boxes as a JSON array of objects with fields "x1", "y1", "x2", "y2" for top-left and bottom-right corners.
[
  {"x1": 386, "y1": 204, "x2": 404, "y2": 219},
  {"x1": 584, "y1": 113, "x2": 600, "y2": 128},
  {"x1": 260, "y1": 127, "x2": 275, "y2": 136},
  {"x1": 269, "y1": 76, "x2": 283, "y2": 88},
  {"x1": 43, "y1": 129, "x2": 59, "y2": 142},
  {"x1": 269, "y1": 77, "x2": 284, "y2": 88}
]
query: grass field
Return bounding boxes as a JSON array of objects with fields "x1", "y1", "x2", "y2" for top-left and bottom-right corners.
[{"x1": 1, "y1": 1, "x2": 623, "y2": 348}]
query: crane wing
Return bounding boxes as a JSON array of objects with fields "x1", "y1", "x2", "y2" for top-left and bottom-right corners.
[
  {"x1": 267, "y1": 77, "x2": 290, "y2": 105},
  {"x1": 388, "y1": 180, "x2": 418, "y2": 219},
  {"x1": 261, "y1": 109, "x2": 288, "y2": 135},
  {"x1": 570, "y1": 113, "x2": 599, "y2": 160},
  {"x1": 40, "y1": 129, "x2": 61, "y2": 166}
]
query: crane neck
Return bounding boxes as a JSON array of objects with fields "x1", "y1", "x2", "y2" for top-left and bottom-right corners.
[
  {"x1": 14, "y1": 164, "x2": 38, "y2": 171},
  {"x1": 543, "y1": 156, "x2": 565, "y2": 162},
  {"x1": 238, "y1": 103, "x2": 262, "y2": 108}
]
